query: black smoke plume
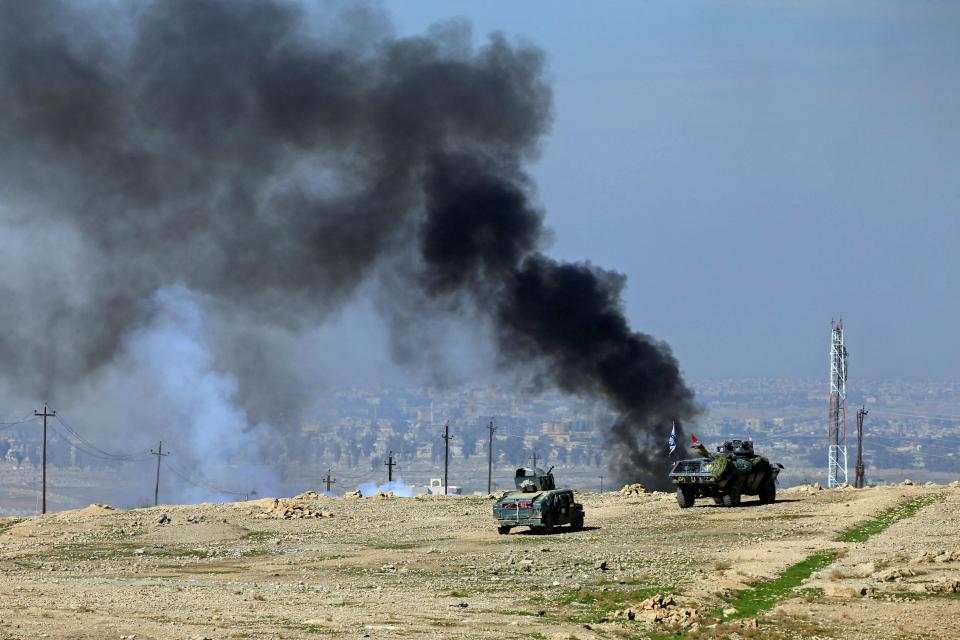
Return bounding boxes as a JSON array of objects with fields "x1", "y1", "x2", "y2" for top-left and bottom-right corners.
[{"x1": 0, "y1": 0, "x2": 696, "y2": 491}]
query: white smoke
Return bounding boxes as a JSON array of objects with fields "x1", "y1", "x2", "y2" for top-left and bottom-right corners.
[
  {"x1": 69, "y1": 285, "x2": 279, "y2": 503},
  {"x1": 357, "y1": 477, "x2": 416, "y2": 498}
]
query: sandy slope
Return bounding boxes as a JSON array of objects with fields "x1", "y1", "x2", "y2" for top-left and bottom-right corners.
[{"x1": 0, "y1": 483, "x2": 956, "y2": 639}]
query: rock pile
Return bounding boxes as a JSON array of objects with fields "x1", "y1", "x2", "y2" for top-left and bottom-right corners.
[
  {"x1": 620, "y1": 484, "x2": 647, "y2": 496},
  {"x1": 914, "y1": 549, "x2": 960, "y2": 564},
  {"x1": 925, "y1": 578, "x2": 960, "y2": 594},
  {"x1": 874, "y1": 567, "x2": 916, "y2": 582},
  {"x1": 614, "y1": 593, "x2": 699, "y2": 627},
  {"x1": 257, "y1": 499, "x2": 333, "y2": 520}
]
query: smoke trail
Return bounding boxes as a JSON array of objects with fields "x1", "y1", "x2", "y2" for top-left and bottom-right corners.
[
  {"x1": 418, "y1": 158, "x2": 697, "y2": 487},
  {"x1": 0, "y1": 0, "x2": 696, "y2": 494}
]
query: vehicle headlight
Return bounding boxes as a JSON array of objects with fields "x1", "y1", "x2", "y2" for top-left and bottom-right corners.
[{"x1": 704, "y1": 463, "x2": 713, "y2": 471}]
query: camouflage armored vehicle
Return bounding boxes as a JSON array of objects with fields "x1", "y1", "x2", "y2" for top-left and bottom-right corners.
[
  {"x1": 492, "y1": 467, "x2": 584, "y2": 534},
  {"x1": 669, "y1": 438, "x2": 782, "y2": 508}
]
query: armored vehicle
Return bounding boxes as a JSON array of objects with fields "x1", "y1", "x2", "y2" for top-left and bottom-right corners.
[
  {"x1": 669, "y1": 438, "x2": 782, "y2": 508},
  {"x1": 492, "y1": 467, "x2": 584, "y2": 534}
]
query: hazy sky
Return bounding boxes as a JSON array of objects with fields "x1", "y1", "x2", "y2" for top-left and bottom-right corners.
[{"x1": 374, "y1": 1, "x2": 959, "y2": 382}]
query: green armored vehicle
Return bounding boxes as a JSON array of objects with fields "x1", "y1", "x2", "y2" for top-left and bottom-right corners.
[
  {"x1": 492, "y1": 467, "x2": 584, "y2": 534},
  {"x1": 669, "y1": 438, "x2": 782, "y2": 508}
]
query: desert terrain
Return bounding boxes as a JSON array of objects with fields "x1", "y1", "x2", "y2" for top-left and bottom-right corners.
[{"x1": 0, "y1": 482, "x2": 957, "y2": 640}]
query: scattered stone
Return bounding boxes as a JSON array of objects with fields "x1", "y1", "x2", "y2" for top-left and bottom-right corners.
[
  {"x1": 722, "y1": 607, "x2": 738, "y2": 617},
  {"x1": 874, "y1": 567, "x2": 916, "y2": 582},
  {"x1": 914, "y1": 550, "x2": 945, "y2": 563},
  {"x1": 902, "y1": 479, "x2": 914, "y2": 486},
  {"x1": 157, "y1": 513, "x2": 171, "y2": 526},
  {"x1": 614, "y1": 593, "x2": 699, "y2": 626},
  {"x1": 620, "y1": 483, "x2": 647, "y2": 495},
  {"x1": 257, "y1": 499, "x2": 333, "y2": 520},
  {"x1": 925, "y1": 579, "x2": 960, "y2": 594},
  {"x1": 594, "y1": 560, "x2": 608, "y2": 571}
]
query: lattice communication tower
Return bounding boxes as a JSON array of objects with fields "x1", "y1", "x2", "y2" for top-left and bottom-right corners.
[{"x1": 827, "y1": 319, "x2": 848, "y2": 487}]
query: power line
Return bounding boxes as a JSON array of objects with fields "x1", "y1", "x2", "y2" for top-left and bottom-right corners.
[
  {"x1": 49, "y1": 422, "x2": 153, "y2": 463},
  {"x1": 0, "y1": 413, "x2": 39, "y2": 428},
  {"x1": 53, "y1": 413, "x2": 152, "y2": 461},
  {"x1": 163, "y1": 459, "x2": 247, "y2": 499}
]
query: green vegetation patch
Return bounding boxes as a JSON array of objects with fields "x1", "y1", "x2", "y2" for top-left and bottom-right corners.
[
  {"x1": 717, "y1": 552, "x2": 837, "y2": 620},
  {"x1": 240, "y1": 530, "x2": 277, "y2": 542},
  {"x1": 839, "y1": 494, "x2": 944, "y2": 543}
]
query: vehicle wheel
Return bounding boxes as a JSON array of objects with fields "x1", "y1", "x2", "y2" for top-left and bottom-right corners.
[
  {"x1": 722, "y1": 484, "x2": 741, "y2": 507},
  {"x1": 759, "y1": 475, "x2": 777, "y2": 504},
  {"x1": 712, "y1": 495, "x2": 724, "y2": 506},
  {"x1": 570, "y1": 514, "x2": 584, "y2": 531},
  {"x1": 540, "y1": 515, "x2": 554, "y2": 534},
  {"x1": 676, "y1": 487, "x2": 695, "y2": 509},
  {"x1": 497, "y1": 526, "x2": 512, "y2": 535}
]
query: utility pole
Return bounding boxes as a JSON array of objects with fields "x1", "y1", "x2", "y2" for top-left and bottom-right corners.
[
  {"x1": 324, "y1": 469, "x2": 336, "y2": 493},
  {"x1": 150, "y1": 441, "x2": 170, "y2": 506},
  {"x1": 442, "y1": 422, "x2": 453, "y2": 496},
  {"x1": 531, "y1": 450, "x2": 538, "y2": 470},
  {"x1": 600, "y1": 474, "x2": 604, "y2": 493},
  {"x1": 487, "y1": 419, "x2": 496, "y2": 494},
  {"x1": 34, "y1": 404, "x2": 56, "y2": 514},
  {"x1": 384, "y1": 451, "x2": 396, "y2": 484},
  {"x1": 855, "y1": 407, "x2": 868, "y2": 488}
]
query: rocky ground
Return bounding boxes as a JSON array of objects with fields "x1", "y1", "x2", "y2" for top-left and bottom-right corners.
[{"x1": 0, "y1": 482, "x2": 957, "y2": 639}]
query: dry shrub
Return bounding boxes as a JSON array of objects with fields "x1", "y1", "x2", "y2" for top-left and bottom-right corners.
[{"x1": 826, "y1": 568, "x2": 845, "y2": 581}]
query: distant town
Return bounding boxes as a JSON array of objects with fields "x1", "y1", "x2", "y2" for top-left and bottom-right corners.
[{"x1": 1, "y1": 378, "x2": 957, "y2": 514}]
